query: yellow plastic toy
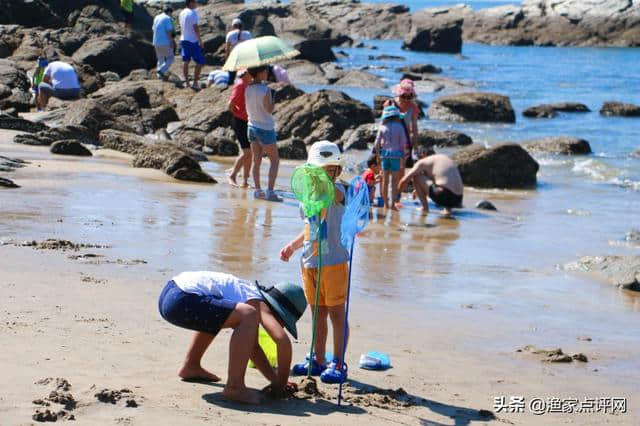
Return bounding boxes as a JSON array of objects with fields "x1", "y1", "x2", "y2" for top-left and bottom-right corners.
[{"x1": 249, "y1": 327, "x2": 277, "y2": 368}]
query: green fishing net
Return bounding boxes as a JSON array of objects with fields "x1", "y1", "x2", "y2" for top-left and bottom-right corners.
[{"x1": 291, "y1": 164, "x2": 336, "y2": 217}]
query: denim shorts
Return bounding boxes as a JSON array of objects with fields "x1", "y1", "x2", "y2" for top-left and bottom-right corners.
[
  {"x1": 38, "y1": 83, "x2": 81, "y2": 100},
  {"x1": 180, "y1": 40, "x2": 205, "y2": 65},
  {"x1": 158, "y1": 280, "x2": 235, "y2": 336},
  {"x1": 248, "y1": 125, "x2": 277, "y2": 146}
]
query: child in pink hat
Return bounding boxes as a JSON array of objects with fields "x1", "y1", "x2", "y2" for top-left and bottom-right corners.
[{"x1": 384, "y1": 78, "x2": 419, "y2": 173}]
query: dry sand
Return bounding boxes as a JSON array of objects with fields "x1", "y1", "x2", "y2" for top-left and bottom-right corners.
[{"x1": 1, "y1": 132, "x2": 638, "y2": 425}]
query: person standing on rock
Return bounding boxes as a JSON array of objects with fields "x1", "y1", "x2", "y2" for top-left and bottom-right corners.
[
  {"x1": 227, "y1": 69, "x2": 252, "y2": 187},
  {"x1": 225, "y1": 18, "x2": 252, "y2": 85},
  {"x1": 384, "y1": 78, "x2": 419, "y2": 169},
  {"x1": 36, "y1": 53, "x2": 81, "y2": 111},
  {"x1": 245, "y1": 66, "x2": 281, "y2": 202},
  {"x1": 398, "y1": 149, "x2": 464, "y2": 215},
  {"x1": 152, "y1": 5, "x2": 175, "y2": 80},
  {"x1": 179, "y1": 0, "x2": 204, "y2": 90}
]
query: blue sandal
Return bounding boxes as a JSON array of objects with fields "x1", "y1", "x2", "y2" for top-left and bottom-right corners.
[
  {"x1": 292, "y1": 355, "x2": 325, "y2": 376},
  {"x1": 320, "y1": 357, "x2": 348, "y2": 384}
]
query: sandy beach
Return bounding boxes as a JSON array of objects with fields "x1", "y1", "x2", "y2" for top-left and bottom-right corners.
[{"x1": 1, "y1": 131, "x2": 639, "y2": 425}]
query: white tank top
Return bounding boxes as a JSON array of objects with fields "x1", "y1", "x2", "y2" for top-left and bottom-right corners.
[
  {"x1": 172, "y1": 271, "x2": 262, "y2": 303},
  {"x1": 245, "y1": 82, "x2": 275, "y2": 131}
]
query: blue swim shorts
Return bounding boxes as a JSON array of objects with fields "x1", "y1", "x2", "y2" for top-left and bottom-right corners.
[
  {"x1": 180, "y1": 40, "x2": 205, "y2": 65},
  {"x1": 158, "y1": 280, "x2": 235, "y2": 336},
  {"x1": 38, "y1": 83, "x2": 81, "y2": 100},
  {"x1": 248, "y1": 124, "x2": 277, "y2": 146},
  {"x1": 380, "y1": 150, "x2": 403, "y2": 172}
]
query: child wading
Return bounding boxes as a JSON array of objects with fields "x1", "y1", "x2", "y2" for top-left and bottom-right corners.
[
  {"x1": 158, "y1": 271, "x2": 306, "y2": 404},
  {"x1": 280, "y1": 141, "x2": 350, "y2": 384},
  {"x1": 375, "y1": 105, "x2": 408, "y2": 210},
  {"x1": 361, "y1": 154, "x2": 381, "y2": 205}
]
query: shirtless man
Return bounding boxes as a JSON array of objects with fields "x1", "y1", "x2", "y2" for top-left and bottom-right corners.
[{"x1": 398, "y1": 149, "x2": 464, "y2": 214}]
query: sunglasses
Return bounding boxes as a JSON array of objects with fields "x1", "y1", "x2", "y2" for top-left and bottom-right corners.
[{"x1": 400, "y1": 94, "x2": 414, "y2": 99}]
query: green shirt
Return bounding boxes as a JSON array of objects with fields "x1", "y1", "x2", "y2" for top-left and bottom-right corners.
[{"x1": 121, "y1": 0, "x2": 133, "y2": 13}]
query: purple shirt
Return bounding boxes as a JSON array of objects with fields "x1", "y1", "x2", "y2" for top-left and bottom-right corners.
[{"x1": 374, "y1": 121, "x2": 407, "y2": 156}]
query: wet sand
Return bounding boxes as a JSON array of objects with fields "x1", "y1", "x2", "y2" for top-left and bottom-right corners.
[{"x1": 1, "y1": 131, "x2": 639, "y2": 425}]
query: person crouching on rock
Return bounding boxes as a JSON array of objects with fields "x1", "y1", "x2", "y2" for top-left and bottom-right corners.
[
  {"x1": 398, "y1": 147, "x2": 464, "y2": 215},
  {"x1": 158, "y1": 271, "x2": 307, "y2": 404}
]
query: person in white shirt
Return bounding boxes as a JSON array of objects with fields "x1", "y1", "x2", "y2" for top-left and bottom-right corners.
[
  {"x1": 207, "y1": 70, "x2": 229, "y2": 88},
  {"x1": 158, "y1": 271, "x2": 307, "y2": 404},
  {"x1": 179, "y1": 0, "x2": 204, "y2": 90},
  {"x1": 36, "y1": 53, "x2": 81, "y2": 111},
  {"x1": 225, "y1": 18, "x2": 252, "y2": 84},
  {"x1": 152, "y1": 5, "x2": 175, "y2": 80}
]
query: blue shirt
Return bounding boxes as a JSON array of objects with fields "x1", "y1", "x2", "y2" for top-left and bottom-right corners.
[{"x1": 152, "y1": 13, "x2": 174, "y2": 46}]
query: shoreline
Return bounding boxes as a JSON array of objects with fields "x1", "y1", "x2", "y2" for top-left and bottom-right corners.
[{"x1": 2, "y1": 134, "x2": 639, "y2": 425}]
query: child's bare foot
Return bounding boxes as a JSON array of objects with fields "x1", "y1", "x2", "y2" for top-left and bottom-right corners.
[
  {"x1": 240, "y1": 181, "x2": 249, "y2": 189},
  {"x1": 222, "y1": 386, "x2": 263, "y2": 404},
  {"x1": 178, "y1": 364, "x2": 221, "y2": 382},
  {"x1": 442, "y1": 208, "x2": 453, "y2": 216},
  {"x1": 227, "y1": 174, "x2": 239, "y2": 187}
]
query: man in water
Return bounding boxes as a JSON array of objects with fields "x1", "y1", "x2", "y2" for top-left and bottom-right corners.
[{"x1": 398, "y1": 148, "x2": 464, "y2": 215}]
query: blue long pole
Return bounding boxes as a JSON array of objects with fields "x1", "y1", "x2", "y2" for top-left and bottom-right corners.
[{"x1": 337, "y1": 237, "x2": 355, "y2": 406}]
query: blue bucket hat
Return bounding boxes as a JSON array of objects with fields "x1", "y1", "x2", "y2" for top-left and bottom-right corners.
[
  {"x1": 381, "y1": 105, "x2": 403, "y2": 121},
  {"x1": 256, "y1": 281, "x2": 307, "y2": 339}
]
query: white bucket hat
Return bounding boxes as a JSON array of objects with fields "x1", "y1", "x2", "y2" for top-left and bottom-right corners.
[{"x1": 307, "y1": 140, "x2": 344, "y2": 167}]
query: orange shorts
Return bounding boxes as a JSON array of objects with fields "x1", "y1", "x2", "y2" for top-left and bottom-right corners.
[{"x1": 301, "y1": 262, "x2": 349, "y2": 307}]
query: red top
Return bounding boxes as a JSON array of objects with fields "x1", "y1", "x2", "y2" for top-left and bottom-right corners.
[
  {"x1": 229, "y1": 78, "x2": 248, "y2": 121},
  {"x1": 361, "y1": 168, "x2": 375, "y2": 187}
]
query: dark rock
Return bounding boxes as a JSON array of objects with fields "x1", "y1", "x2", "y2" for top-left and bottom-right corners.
[
  {"x1": 204, "y1": 129, "x2": 238, "y2": 157},
  {"x1": 548, "y1": 102, "x2": 590, "y2": 112},
  {"x1": 100, "y1": 71, "x2": 120, "y2": 82},
  {"x1": 475, "y1": 200, "x2": 497, "y2": 211},
  {"x1": 125, "y1": 399, "x2": 138, "y2": 408},
  {"x1": 14, "y1": 125, "x2": 96, "y2": 146},
  {"x1": 72, "y1": 35, "x2": 154, "y2": 77},
  {"x1": 625, "y1": 229, "x2": 640, "y2": 242},
  {"x1": 63, "y1": 99, "x2": 135, "y2": 137},
  {"x1": 452, "y1": 143, "x2": 539, "y2": 189},
  {"x1": 524, "y1": 137, "x2": 592, "y2": 155},
  {"x1": 415, "y1": 129, "x2": 473, "y2": 149},
  {"x1": 171, "y1": 167, "x2": 217, "y2": 183},
  {"x1": 0, "y1": 176, "x2": 19, "y2": 188},
  {"x1": 524, "y1": 102, "x2": 590, "y2": 118},
  {"x1": 429, "y1": 92, "x2": 516, "y2": 123},
  {"x1": 600, "y1": 101, "x2": 640, "y2": 117},
  {"x1": 373, "y1": 95, "x2": 392, "y2": 117},
  {"x1": 278, "y1": 138, "x2": 307, "y2": 160},
  {"x1": 341, "y1": 124, "x2": 377, "y2": 151},
  {"x1": 403, "y1": 13, "x2": 463, "y2": 53},
  {"x1": 173, "y1": 85, "x2": 231, "y2": 136},
  {"x1": 0, "y1": 113, "x2": 48, "y2": 132},
  {"x1": 50, "y1": 140, "x2": 93, "y2": 156},
  {"x1": 572, "y1": 353, "x2": 588, "y2": 362},
  {"x1": 333, "y1": 70, "x2": 387, "y2": 89},
  {"x1": 99, "y1": 129, "x2": 146, "y2": 154},
  {"x1": 0, "y1": 58, "x2": 31, "y2": 112},
  {"x1": 275, "y1": 90, "x2": 374, "y2": 145},
  {"x1": 368, "y1": 54, "x2": 405, "y2": 61},
  {"x1": 565, "y1": 255, "x2": 640, "y2": 291},
  {"x1": 0, "y1": 155, "x2": 28, "y2": 172},
  {"x1": 75, "y1": 63, "x2": 104, "y2": 95},
  {"x1": 319, "y1": 62, "x2": 345, "y2": 84},
  {"x1": 284, "y1": 60, "x2": 333, "y2": 85},
  {"x1": 523, "y1": 105, "x2": 557, "y2": 118},
  {"x1": 32, "y1": 409, "x2": 58, "y2": 422},
  {"x1": 395, "y1": 64, "x2": 443, "y2": 75},
  {"x1": 269, "y1": 83, "x2": 304, "y2": 104},
  {"x1": 294, "y1": 39, "x2": 337, "y2": 64}
]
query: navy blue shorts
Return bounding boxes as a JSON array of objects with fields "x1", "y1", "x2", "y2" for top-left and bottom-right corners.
[
  {"x1": 180, "y1": 40, "x2": 205, "y2": 65},
  {"x1": 158, "y1": 280, "x2": 235, "y2": 336}
]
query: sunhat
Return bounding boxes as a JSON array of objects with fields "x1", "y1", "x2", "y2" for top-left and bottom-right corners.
[
  {"x1": 307, "y1": 140, "x2": 344, "y2": 168},
  {"x1": 232, "y1": 18, "x2": 243, "y2": 27},
  {"x1": 256, "y1": 281, "x2": 307, "y2": 339},
  {"x1": 392, "y1": 78, "x2": 415, "y2": 97},
  {"x1": 381, "y1": 105, "x2": 403, "y2": 121}
]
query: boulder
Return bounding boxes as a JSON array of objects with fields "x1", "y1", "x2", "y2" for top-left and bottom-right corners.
[
  {"x1": 476, "y1": 200, "x2": 497, "y2": 211},
  {"x1": 0, "y1": 155, "x2": 28, "y2": 172},
  {"x1": 452, "y1": 143, "x2": 539, "y2": 189},
  {"x1": 0, "y1": 176, "x2": 19, "y2": 188},
  {"x1": 341, "y1": 124, "x2": 377, "y2": 151},
  {"x1": 99, "y1": 129, "x2": 146, "y2": 154},
  {"x1": 294, "y1": 39, "x2": 337, "y2": 64},
  {"x1": 403, "y1": 12, "x2": 463, "y2": 53},
  {"x1": 524, "y1": 102, "x2": 590, "y2": 118},
  {"x1": 173, "y1": 85, "x2": 231, "y2": 135},
  {"x1": 0, "y1": 113, "x2": 48, "y2": 132},
  {"x1": 14, "y1": 125, "x2": 96, "y2": 146},
  {"x1": 600, "y1": 101, "x2": 640, "y2": 117},
  {"x1": 63, "y1": 99, "x2": 135, "y2": 137},
  {"x1": 75, "y1": 63, "x2": 104, "y2": 95},
  {"x1": 50, "y1": 140, "x2": 93, "y2": 156},
  {"x1": 204, "y1": 129, "x2": 239, "y2": 157},
  {"x1": 278, "y1": 138, "x2": 307, "y2": 160},
  {"x1": 132, "y1": 142, "x2": 216, "y2": 183},
  {"x1": 333, "y1": 70, "x2": 387, "y2": 89},
  {"x1": 565, "y1": 255, "x2": 640, "y2": 291},
  {"x1": 270, "y1": 82, "x2": 304, "y2": 104},
  {"x1": 368, "y1": 54, "x2": 405, "y2": 61},
  {"x1": 524, "y1": 137, "x2": 592, "y2": 155},
  {"x1": 275, "y1": 90, "x2": 375, "y2": 145},
  {"x1": 428, "y1": 92, "x2": 516, "y2": 123},
  {"x1": 395, "y1": 64, "x2": 442, "y2": 74},
  {"x1": 72, "y1": 35, "x2": 154, "y2": 77},
  {"x1": 0, "y1": 59, "x2": 31, "y2": 112},
  {"x1": 415, "y1": 129, "x2": 473, "y2": 149},
  {"x1": 284, "y1": 60, "x2": 333, "y2": 85}
]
